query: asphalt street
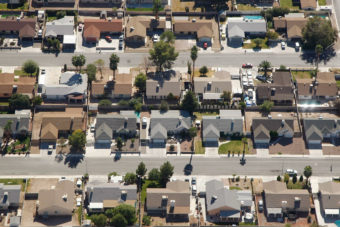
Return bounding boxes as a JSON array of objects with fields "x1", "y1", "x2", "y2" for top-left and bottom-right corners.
[{"x1": 0, "y1": 156, "x2": 338, "y2": 177}]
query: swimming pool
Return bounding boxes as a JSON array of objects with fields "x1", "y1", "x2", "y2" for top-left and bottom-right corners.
[
  {"x1": 335, "y1": 220, "x2": 340, "y2": 227},
  {"x1": 243, "y1": 15, "x2": 263, "y2": 20}
]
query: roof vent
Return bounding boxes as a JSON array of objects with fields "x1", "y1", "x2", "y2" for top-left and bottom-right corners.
[{"x1": 62, "y1": 194, "x2": 68, "y2": 201}]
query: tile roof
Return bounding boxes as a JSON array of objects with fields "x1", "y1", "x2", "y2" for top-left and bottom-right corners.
[
  {"x1": 0, "y1": 73, "x2": 35, "y2": 98},
  {"x1": 125, "y1": 16, "x2": 165, "y2": 38},
  {"x1": 83, "y1": 19, "x2": 122, "y2": 41},
  {"x1": 319, "y1": 181, "x2": 340, "y2": 209},
  {"x1": 0, "y1": 17, "x2": 36, "y2": 38},
  {"x1": 173, "y1": 19, "x2": 213, "y2": 38}
]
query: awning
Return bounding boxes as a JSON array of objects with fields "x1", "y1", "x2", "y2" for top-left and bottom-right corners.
[
  {"x1": 63, "y1": 35, "x2": 76, "y2": 45},
  {"x1": 203, "y1": 93, "x2": 222, "y2": 100},
  {"x1": 267, "y1": 208, "x2": 282, "y2": 214},
  {"x1": 89, "y1": 202, "x2": 103, "y2": 209},
  {"x1": 325, "y1": 209, "x2": 340, "y2": 215}
]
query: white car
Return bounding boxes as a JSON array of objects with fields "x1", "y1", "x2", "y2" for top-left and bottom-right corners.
[
  {"x1": 286, "y1": 169, "x2": 298, "y2": 176},
  {"x1": 76, "y1": 179, "x2": 82, "y2": 187},
  {"x1": 281, "y1": 41, "x2": 286, "y2": 50},
  {"x1": 192, "y1": 185, "x2": 197, "y2": 195},
  {"x1": 152, "y1": 34, "x2": 160, "y2": 42},
  {"x1": 48, "y1": 145, "x2": 53, "y2": 155},
  {"x1": 76, "y1": 197, "x2": 82, "y2": 207},
  {"x1": 295, "y1": 42, "x2": 300, "y2": 51},
  {"x1": 90, "y1": 124, "x2": 95, "y2": 133}
]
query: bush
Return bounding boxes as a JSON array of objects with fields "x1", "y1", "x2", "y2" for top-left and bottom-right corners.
[
  {"x1": 124, "y1": 172, "x2": 136, "y2": 185},
  {"x1": 148, "y1": 168, "x2": 160, "y2": 181},
  {"x1": 99, "y1": 99, "x2": 112, "y2": 108},
  {"x1": 277, "y1": 175, "x2": 281, "y2": 181},
  {"x1": 169, "y1": 145, "x2": 175, "y2": 152},
  {"x1": 160, "y1": 100, "x2": 169, "y2": 112},
  {"x1": 143, "y1": 215, "x2": 151, "y2": 226},
  {"x1": 236, "y1": 176, "x2": 240, "y2": 182}
]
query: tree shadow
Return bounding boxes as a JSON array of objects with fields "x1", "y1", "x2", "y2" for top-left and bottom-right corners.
[
  {"x1": 183, "y1": 153, "x2": 193, "y2": 175},
  {"x1": 64, "y1": 154, "x2": 84, "y2": 168},
  {"x1": 300, "y1": 47, "x2": 336, "y2": 65}
]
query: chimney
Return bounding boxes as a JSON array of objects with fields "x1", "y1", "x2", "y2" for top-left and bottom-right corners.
[
  {"x1": 62, "y1": 194, "x2": 68, "y2": 201},
  {"x1": 271, "y1": 88, "x2": 276, "y2": 96},
  {"x1": 170, "y1": 200, "x2": 175, "y2": 207},
  {"x1": 211, "y1": 195, "x2": 218, "y2": 204},
  {"x1": 156, "y1": 84, "x2": 160, "y2": 93},
  {"x1": 309, "y1": 84, "x2": 313, "y2": 94},
  {"x1": 294, "y1": 197, "x2": 301, "y2": 208}
]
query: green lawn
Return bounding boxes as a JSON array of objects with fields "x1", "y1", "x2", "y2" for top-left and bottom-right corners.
[
  {"x1": 14, "y1": 69, "x2": 33, "y2": 77},
  {"x1": 194, "y1": 140, "x2": 205, "y2": 154},
  {"x1": 0, "y1": 2, "x2": 28, "y2": 10},
  {"x1": 237, "y1": 4, "x2": 260, "y2": 11},
  {"x1": 243, "y1": 38, "x2": 269, "y2": 49},
  {"x1": 218, "y1": 140, "x2": 248, "y2": 155},
  {"x1": 230, "y1": 186, "x2": 242, "y2": 190},
  {"x1": 291, "y1": 70, "x2": 314, "y2": 81},
  {"x1": 279, "y1": 0, "x2": 300, "y2": 10},
  {"x1": 141, "y1": 180, "x2": 161, "y2": 205},
  {"x1": 47, "y1": 16, "x2": 57, "y2": 22},
  {"x1": 287, "y1": 180, "x2": 306, "y2": 189},
  {"x1": 194, "y1": 111, "x2": 218, "y2": 121},
  {"x1": 337, "y1": 80, "x2": 340, "y2": 88},
  {"x1": 0, "y1": 178, "x2": 29, "y2": 191},
  {"x1": 6, "y1": 136, "x2": 30, "y2": 154},
  {"x1": 77, "y1": 205, "x2": 82, "y2": 225},
  {"x1": 318, "y1": 0, "x2": 326, "y2": 6},
  {"x1": 0, "y1": 102, "x2": 9, "y2": 106}
]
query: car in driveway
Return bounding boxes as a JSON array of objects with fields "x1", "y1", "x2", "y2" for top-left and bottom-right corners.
[
  {"x1": 76, "y1": 197, "x2": 82, "y2": 207},
  {"x1": 242, "y1": 63, "x2": 253, "y2": 68},
  {"x1": 203, "y1": 42, "x2": 208, "y2": 49},
  {"x1": 221, "y1": 32, "x2": 226, "y2": 40},
  {"x1": 286, "y1": 169, "x2": 298, "y2": 176},
  {"x1": 105, "y1": 36, "x2": 112, "y2": 42},
  {"x1": 152, "y1": 34, "x2": 160, "y2": 43},
  {"x1": 48, "y1": 145, "x2": 53, "y2": 155},
  {"x1": 281, "y1": 41, "x2": 286, "y2": 50},
  {"x1": 191, "y1": 177, "x2": 196, "y2": 185}
]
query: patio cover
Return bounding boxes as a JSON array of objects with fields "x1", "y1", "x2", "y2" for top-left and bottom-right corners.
[
  {"x1": 325, "y1": 209, "x2": 340, "y2": 215},
  {"x1": 267, "y1": 208, "x2": 282, "y2": 214},
  {"x1": 63, "y1": 35, "x2": 76, "y2": 44}
]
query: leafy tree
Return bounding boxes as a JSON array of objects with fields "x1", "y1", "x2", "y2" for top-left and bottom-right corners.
[
  {"x1": 98, "y1": 99, "x2": 112, "y2": 108},
  {"x1": 91, "y1": 214, "x2": 107, "y2": 227},
  {"x1": 299, "y1": 175, "x2": 304, "y2": 182},
  {"x1": 253, "y1": 38, "x2": 263, "y2": 48},
  {"x1": 266, "y1": 31, "x2": 279, "y2": 40},
  {"x1": 302, "y1": 17, "x2": 338, "y2": 49},
  {"x1": 262, "y1": 7, "x2": 290, "y2": 22},
  {"x1": 239, "y1": 101, "x2": 246, "y2": 111},
  {"x1": 152, "y1": 0, "x2": 162, "y2": 19},
  {"x1": 303, "y1": 165, "x2": 312, "y2": 181},
  {"x1": 142, "y1": 215, "x2": 151, "y2": 226},
  {"x1": 190, "y1": 46, "x2": 198, "y2": 82},
  {"x1": 315, "y1": 44, "x2": 323, "y2": 71},
  {"x1": 72, "y1": 55, "x2": 86, "y2": 72},
  {"x1": 199, "y1": 66, "x2": 208, "y2": 76},
  {"x1": 9, "y1": 94, "x2": 30, "y2": 111},
  {"x1": 181, "y1": 91, "x2": 198, "y2": 114},
  {"x1": 105, "y1": 208, "x2": 115, "y2": 219},
  {"x1": 94, "y1": 59, "x2": 105, "y2": 79},
  {"x1": 148, "y1": 168, "x2": 160, "y2": 181},
  {"x1": 86, "y1": 64, "x2": 97, "y2": 83},
  {"x1": 167, "y1": 93, "x2": 176, "y2": 101},
  {"x1": 260, "y1": 101, "x2": 274, "y2": 114},
  {"x1": 221, "y1": 91, "x2": 231, "y2": 104},
  {"x1": 188, "y1": 127, "x2": 197, "y2": 138},
  {"x1": 292, "y1": 174, "x2": 297, "y2": 184},
  {"x1": 159, "y1": 161, "x2": 174, "y2": 186},
  {"x1": 136, "y1": 162, "x2": 147, "y2": 177},
  {"x1": 53, "y1": 39, "x2": 60, "y2": 51},
  {"x1": 124, "y1": 172, "x2": 137, "y2": 185},
  {"x1": 109, "y1": 53, "x2": 120, "y2": 80},
  {"x1": 32, "y1": 96, "x2": 42, "y2": 106},
  {"x1": 23, "y1": 60, "x2": 38, "y2": 76},
  {"x1": 160, "y1": 30, "x2": 175, "y2": 44},
  {"x1": 68, "y1": 129, "x2": 86, "y2": 152},
  {"x1": 3, "y1": 120, "x2": 13, "y2": 145},
  {"x1": 134, "y1": 73, "x2": 147, "y2": 92},
  {"x1": 259, "y1": 60, "x2": 271, "y2": 78},
  {"x1": 56, "y1": 10, "x2": 66, "y2": 19},
  {"x1": 149, "y1": 40, "x2": 178, "y2": 72},
  {"x1": 284, "y1": 173, "x2": 290, "y2": 184},
  {"x1": 116, "y1": 137, "x2": 123, "y2": 151},
  {"x1": 110, "y1": 213, "x2": 127, "y2": 227},
  {"x1": 160, "y1": 100, "x2": 169, "y2": 112},
  {"x1": 277, "y1": 175, "x2": 281, "y2": 181},
  {"x1": 114, "y1": 204, "x2": 137, "y2": 225}
]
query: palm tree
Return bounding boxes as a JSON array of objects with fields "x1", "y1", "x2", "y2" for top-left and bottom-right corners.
[
  {"x1": 109, "y1": 53, "x2": 120, "y2": 80},
  {"x1": 315, "y1": 44, "x2": 323, "y2": 72},
  {"x1": 259, "y1": 60, "x2": 271, "y2": 79},
  {"x1": 152, "y1": 0, "x2": 162, "y2": 20},
  {"x1": 190, "y1": 46, "x2": 198, "y2": 89}
]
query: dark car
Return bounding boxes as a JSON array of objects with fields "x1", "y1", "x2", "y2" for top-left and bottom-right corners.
[{"x1": 242, "y1": 63, "x2": 253, "y2": 68}]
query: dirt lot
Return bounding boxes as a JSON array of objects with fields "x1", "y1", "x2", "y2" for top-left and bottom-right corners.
[
  {"x1": 180, "y1": 139, "x2": 193, "y2": 153},
  {"x1": 27, "y1": 178, "x2": 59, "y2": 193},
  {"x1": 269, "y1": 138, "x2": 309, "y2": 155}
]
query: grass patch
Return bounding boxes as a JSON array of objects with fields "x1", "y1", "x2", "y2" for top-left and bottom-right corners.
[
  {"x1": 14, "y1": 69, "x2": 30, "y2": 76},
  {"x1": 237, "y1": 4, "x2": 260, "y2": 11},
  {"x1": 47, "y1": 16, "x2": 57, "y2": 22},
  {"x1": 0, "y1": 178, "x2": 29, "y2": 191},
  {"x1": 337, "y1": 81, "x2": 340, "y2": 88},
  {"x1": 0, "y1": 102, "x2": 9, "y2": 106},
  {"x1": 194, "y1": 140, "x2": 205, "y2": 154},
  {"x1": 279, "y1": 0, "x2": 300, "y2": 10},
  {"x1": 230, "y1": 186, "x2": 242, "y2": 190},
  {"x1": 0, "y1": 2, "x2": 28, "y2": 10},
  {"x1": 193, "y1": 68, "x2": 215, "y2": 77},
  {"x1": 318, "y1": 0, "x2": 326, "y2": 6},
  {"x1": 127, "y1": 7, "x2": 163, "y2": 12},
  {"x1": 141, "y1": 180, "x2": 161, "y2": 205},
  {"x1": 77, "y1": 205, "x2": 82, "y2": 225},
  {"x1": 6, "y1": 136, "x2": 30, "y2": 154},
  {"x1": 171, "y1": 0, "x2": 201, "y2": 12},
  {"x1": 286, "y1": 180, "x2": 306, "y2": 189},
  {"x1": 194, "y1": 111, "x2": 218, "y2": 121},
  {"x1": 291, "y1": 70, "x2": 314, "y2": 81},
  {"x1": 243, "y1": 38, "x2": 269, "y2": 49},
  {"x1": 218, "y1": 140, "x2": 248, "y2": 155}
]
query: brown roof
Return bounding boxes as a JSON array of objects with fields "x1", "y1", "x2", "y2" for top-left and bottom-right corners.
[
  {"x1": 125, "y1": 16, "x2": 165, "y2": 38},
  {"x1": 16, "y1": 77, "x2": 36, "y2": 95},
  {"x1": 173, "y1": 20, "x2": 213, "y2": 38},
  {"x1": 91, "y1": 82, "x2": 106, "y2": 96},
  {"x1": 113, "y1": 73, "x2": 132, "y2": 95},
  {"x1": 273, "y1": 17, "x2": 286, "y2": 30},
  {"x1": 0, "y1": 73, "x2": 35, "y2": 97},
  {"x1": 319, "y1": 181, "x2": 340, "y2": 209},
  {"x1": 40, "y1": 122, "x2": 58, "y2": 140},
  {"x1": 0, "y1": 18, "x2": 36, "y2": 38},
  {"x1": 83, "y1": 19, "x2": 123, "y2": 41},
  {"x1": 300, "y1": 0, "x2": 317, "y2": 9},
  {"x1": 286, "y1": 17, "x2": 307, "y2": 39},
  {"x1": 315, "y1": 72, "x2": 338, "y2": 97},
  {"x1": 296, "y1": 78, "x2": 313, "y2": 96}
]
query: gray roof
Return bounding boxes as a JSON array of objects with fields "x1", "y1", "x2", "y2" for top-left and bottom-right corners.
[
  {"x1": 0, "y1": 111, "x2": 30, "y2": 141},
  {"x1": 150, "y1": 110, "x2": 191, "y2": 140},
  {"x1": 194, "y1": 71, "x2": 232, "y2": 96},
  {"x1": 206, "y1": 180, "x2": 251, "y2": 215},
  {"x1": 228, "y1": 17, "x2": 267, "y2": 38},
  {"x1": 146, "y1": 71, "x2": 182, "y2": 97},
  {"x1": 202, "y1": 110, "x2": 243, "y2": 140},
  {"x1": 43, "y1": 72, "x2": 88, "y2": 97},
  {"x1": 95, "y1": 112, "x2": 137, "y2": 140},
  {"x1": 303, "y1": 118, "x2": 340, "y2": 142},
  {"x1": 252, "y1": 118, "x2": 294, "y2": 141},
  {"x1": 319, "y1": 181, "x2": 340, "y2": 209},
  {"x1": 86, "y1": 183, "x2": 137, "y2": 204},
  {"x1": 45, "y1": 16, "x2": 74, "y2": 37},
  {"x1": 0, "y1": 183, "x2": 21, "y2": 208}
]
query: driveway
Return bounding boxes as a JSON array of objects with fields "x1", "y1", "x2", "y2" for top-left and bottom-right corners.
[{"x1": 205, "y1": 147, "x2": 218, "y2": 156}]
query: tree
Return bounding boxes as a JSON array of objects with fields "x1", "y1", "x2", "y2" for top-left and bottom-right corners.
[
  {"x1": 87, "y1": 64, "x2": 97, "y2": 83},
  {"x1": 68, "y1": 129, "x2": 86, "y2": 152},
  {"x1": 91, "y1": 214, "x2": 107, "y2": 227},
  {"x1": 59, "y1": 137, "x2": 67, "y2": 153},
  {"x1": 181, "y1": 91, "x2": 198, "y2": 114},
  {"x1": 105, "y1": 208, "x2": 115, "y2": 219},
  {"x1": 110, "y1": 213, "x2": 127, "y2": 227},
  {"x1": 32, "y1": 96, "x2": 42, "y2": 106},
  {"x1": 56, "y1": 10, "x2": 66, "y2": 19},
  {"x1": 160, "y1": 30, "x2": 175, "y2": 44},
  {"x1": 149, "y1": 40, "x2": 178, "y2": 72},
  {"x1": 303, "y1": 165, "x2": 312, "y2": 181},
  {"x1": 3, "y1": 120, "x2": 13, "y2": 145},
  {"x1": 199, "y1": 66, "x2": 208, "y2": 76},
  {"x1": 253, "y1": 38, "x2": 263, "y2": 48},
  {"x1": 134, "y1": 73, "x2": 147, "y2": 93},
  {"x1": 262, "y1": 7, "x2": 290, "y2": 22},
  {"x1": 136, "y1": 162, "x2": 147, "y2": 177},
  {"x1": 115, "y1": 204, "x2": 136, "y2": 226},
  {"x1": 98, "y1": 99, "x2": 112, "y2": 108},
  {"x1": 23, "y1": 60, "x2": 38, "y2": 77},
  {"x1": 124, "y1": 172, "x2": 137, "y2": 185},
  {"x1": 284, "y1": 173, "x2": 290, "y2": 184},
  {"x1": 190, "y1": 46, "x2": 198, "y2": 84},
  {"x1": 109, "y1": 53, "x2": 120, "y2": 80},
  {"x1": 167, "y1": 93, "x2": 176, "y2": 101},
  {"x1": 142, "y1": 215, "x2": 151, "y2": 226},
  {"x1": 220, "y1": 91, "x2": 232, "y2": 104},
  {"x1": 277, "y1": 175, "x2": 281, "y2": 181},
  {"x1": 9, "y1": 94, "x2": 30, "y2": 111},
  {"x1": 260, "y1": 101, "x2": 274, "y2": 114},
  {"x1": 152, "y1": 0, "x2": 162, "y2": 20},
  {"x1": 53, "y1": 39, "x2": 60, "y2": 51},
  {"x1": 302, "y1": 17, "x2": 338, "y2": 50},
  {"x1": 116, "y1": 137, "x2": 123, "y2": 151},
  {"x1": 188, "y1": 127, "x2": 197, "y2": 138},
  {"x1": 266, "y1": 31, "x2": 279, "y2": 40},
  {"x1": 187, "y1": 61, "x2": 192, "y2": 76},
  {"x1": 148, "y1": 168, "x2": 160, "y2": 181},
  {"x1": 299, "y1": 175, "x2": 304, "y2": 182},
  {"x1": 292, "y1": 174, "x2": 297, "y2": 184},
  {"x1": 94, "y1": 59, "x2": 105, "y2": 79},
  {"x1": 315, "y1": 44, "x2": 323, "y2": 71},
  {"x1": 159, "y1": 161, "x2": 174, "y2": 186},
  {"x1": 160, "y1": 100, "x2": 169, "y2": 112},
  {"x1": 242, "y1": 137, "x2": 248, "y2": 158},
  {"x1": 72, "y1": 55, "x2": 86, "y2": 72},
  {"x1": 259, "y1": 60, "x2": 271, "y2": 78}
]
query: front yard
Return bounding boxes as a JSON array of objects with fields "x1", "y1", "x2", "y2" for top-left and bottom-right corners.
[
  {"x1": 194, "y1": 140, "x2": 205, "y2": 154},
  {"x1": 5, "y1": 136, "x2": 30, "y2": 154},
  {"x1": 0, "y1": 178, "x2": 29, "y2": 191},
  {"x1": 291, "y1": 70, "x2": 314, "y2": 81},
  {"x1": 243, "y1": 38, "x2": 269, "y2": 49},
  {"x1": 318, "y1": 0, "x2": 326, "y2": 6},
  {"x1": 218, "y1": 139, "x2": 249, "y2": 155},
  {"x1": 337, "y1": 80, "x2": 340, "y2": 88}
]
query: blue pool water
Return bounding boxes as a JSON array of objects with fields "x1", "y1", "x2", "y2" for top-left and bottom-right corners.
[
  {"x1": 244, "y1": 15, "x2": 263, "y2": 20},
  {"x1": 135, "y1": 111, "x2": 140, "y2": 118},
  {"x1": 335, "y1": 220, "x2": 340, "y2": 227}
]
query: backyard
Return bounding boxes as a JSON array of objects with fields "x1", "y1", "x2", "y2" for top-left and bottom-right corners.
[
  {"x1": 194, "y1": 111, "x2": 218, "y2": 121},
  {"x1": 237, "y1": 4, "x2": 260, "y2": 11},
  {"x1": 218, "y1": 139, "x2": 249, "y2": 155},
  {"x1": 171, "y1": 0, "x2": 201, "y2": 12},
  {"x1": 291, "y1": 70, "x2": 314, "y2": 81},
  {"x1": 279, "y1": 0, "x2": 300, "y2": 10},
  {"x1": 318, "y1": 0, "x2": 326, "y2": 6},
  {"x1": 141, "y1": 180, "x2": 161, "y2": 205},
  {"x1": 0, "y1": 178, "x2": 29, "y2": 191}
]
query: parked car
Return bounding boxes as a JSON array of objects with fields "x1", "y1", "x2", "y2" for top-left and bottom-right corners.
[
  {"x1": 191, "y1": 177, "x2": 196, "y2": 185},
  {"x1": 281, "y1": 41, "x2": 286, "y2": 50},
  {"x1": 192, "y1": 185, "x2": 197, "y2": 195},
  {"x1": 76, "y1": 179, "x2": 82, "y2": 187},
  {"x1": 119, "y1": 34, "x2": 124, "y2": 41},
  {"x1": 203, "y1": 42, "x2": 208, "y2": 49},
  {"x1": 78, "y1": 24, "x2": 83, "y2": 32},
  {"x1": 76, "y1": 197, "x2": 82, "y2": 207},
  {"x1": 41, "y1": 69, "x2": 46, "y2": 74},
  {"x1": 256, "y1": 75, "x2": 267, "y2": 82},
  {"x1": 242, "y1": 63, "x2": 253, "y2": 68},
  {"x1": 152, "y1": 34, "x2": 160, "y2": 43},
  {"x1": 142, "y1": 117, "x2": 147, "y2": 127},
  {"x1": 258, "y1": 200, "x2": 263, "y2": 212},
  {"x1": 90, "y1": 124, "x2": 95, "y2": 132},
  {"x1": 286, "y1": 169, "x2": 298, "y2": 176},
  {"x1": 119, "y1": 40, "x2": 123, "y2": 50},
  {"x1": 105, "y1": 36, "x2": 112, "y2": 42},
  {"x1": 48, "y1": 145, "x2": 53, "y2": 155},
  {"x1": 221, "y1": 32, "x2": 226, "y2": 40},
  {"x1": 295, "y1": 42, "x2": 300, "y2": 51}
]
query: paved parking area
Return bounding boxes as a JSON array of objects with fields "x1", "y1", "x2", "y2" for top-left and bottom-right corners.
[
  {"x1": 75, "y1": 30, "x2": 96, "y2": 53},
  {"x1": 39, "y1": 67, "x2": 62, "y2": 85}
]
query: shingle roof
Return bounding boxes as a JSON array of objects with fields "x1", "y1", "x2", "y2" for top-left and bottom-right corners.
[
  {"x1": 194, "y1": 71, "x2": 232, "y2": 96},
  {"x1": 0, "y1": 73, "x2": 35, "y2": 98},
  {"x1": 303, "y1": 118, "x2": 340, "y2": 142},
  {"x1": 0, "y1": 111, "x2": 30, "y2": 141},
  {"x1": 319, "y1": 181, "x2": 340, "y2": 209},
  {"x1": 83, "y1": 19, "x2": 122, "y2": 41},
  {"x1": 113, "y1": 73, "x2": 132, "y2": 96},
  {"x1": 126, "y1": 16, "x2": 165, "y2": 38},
  {"x1": 173, "y1": 20, "x2": 213, "y2": 38},
  {"x1": 146, "y1": 71, "x2": 182, "y2": 98},
  {"x1": 45, "y1": 16, "x2": 74, "y2": 37},
  {"x1": 252, "y1": 118, "x2": 294, "y2": 141},
  {"x1": 0, "y1": 17, "x2": 36, "y2": 38}
]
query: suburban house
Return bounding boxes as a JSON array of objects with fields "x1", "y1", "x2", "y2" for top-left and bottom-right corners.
[
  {"x1": 83, "y1": 19, "x2": 123, "y2": 43},
  {"x1": 252, "y1": 118, "x2": 294, "y2": 146},
  {"x1": 256, "y1": 71, "x2": 294, "y2": 105},
  {"x1": 126, "y1": 0, "x2": 167, "y2": 8},
  {"x1": 42, "y1": 72, "x2": 88, "y2": 103},
  {"x1": 0, "y1": 73, "x2": 35, "y2": 98},
  {"x1": 227, "y1": 17, "x2": 267, "y2": 46},
  {"x1": 37, "y1": 180, "x2": 75, "y2": 217},
  {"x1": 0, "y1": 183, "x2": 21, "y2": 211},
  {"x1": 95, "y1": 111, "x2": 137, "y2": 145},
  {"x1": 45, "y1": 16, "x2": 76, "y2": 49},
  {"x1": 79, "y1": 0, "x2": 122, "y2": 7},
  {"x1": 173, "y1": 19, "x2": 213, "y2": 45},
  {"x1": 86, "y1": 182, "x2": 137, "y2": 213},
  {"x1": 273, "y1": 14, "x2": 308, "y2": 41},
  {"x1": 125, "y1": 16, "x2": 166, "y2": 47},
  {"x1": 300, "y1": 0, "x2": 317, "y2": 10},
  {"x1": 205, "y1": 180, "x2": 252, "y2": 224},
  {"x1": 0, "y1": 110, "x2": 30, "y2": 146},
  {"x1": 263, "y1": 180, "x2": 310, "y2": 219},
  {"x1": 32, "y1": 0, "x2": 75, "y2": 7},
  {"x1": 296, "y1": 72, "x2": 338, "y2": 101},
  {"x1": 0, "y1": 17, "x2": 37, "y2": 41},
  {"x1": 146, "y1": 71, "x2": 182, "y2": 100},
  {"x1": 150, "y1": 110, "x2": 191, "y2": 146},
  {"x1": 91, "y1": 73, "x2": 133, "y2": 99},
  {"x1": 303, "y1": 118, "x2": 340, "y2": 147},
  {"x1": 146, "y1": 180, "x2": 190, "y2": 221},
  {"x1": 202, "y1": 110, "x2": 243, "y2": 146},
  {"x1": 318, "y1": 181, "x2": 340, "y2": 218},
  {"x1": 236, "y1": 0, "x2": 274, "y2": 4},
  {"x1": 194, "y1": 71, "x2": 232, "y2": 103}
]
